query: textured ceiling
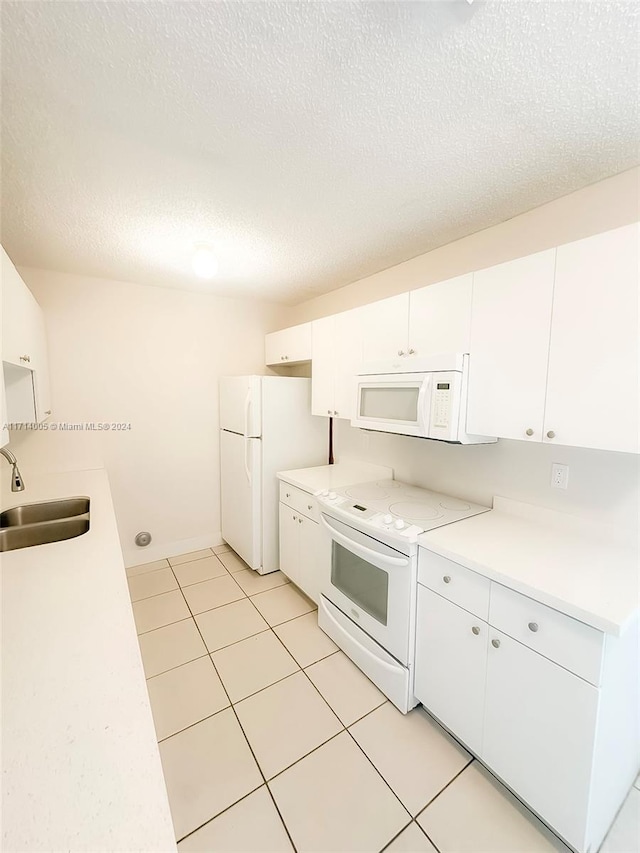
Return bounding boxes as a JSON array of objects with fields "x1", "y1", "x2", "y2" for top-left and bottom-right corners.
[{"x1": 1, "y1": 1, "x2": 638, "y2": 303}]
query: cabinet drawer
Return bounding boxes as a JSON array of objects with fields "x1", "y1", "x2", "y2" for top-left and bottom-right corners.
[
  {"x1": 278, "y1": 482, "x2": 319, "y2": 521},
  {"x1": 418, "y1": 549, "x2": 490, "y2": 621},
  {"x1": 489, "y1": 583, "x2": 604, "y2": 686}
]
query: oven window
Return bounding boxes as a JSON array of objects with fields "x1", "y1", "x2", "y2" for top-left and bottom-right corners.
[
  {"x1": 331, "y1": 542, "x2": 389, "y2": 625},
  {"x1": 360, "y1": 386, "x2": 419, "y2": 422}
]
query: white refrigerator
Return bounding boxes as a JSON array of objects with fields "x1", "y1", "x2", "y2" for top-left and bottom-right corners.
[{"x1": 219, "y1": 376, "x2": 327, "y2": 574}]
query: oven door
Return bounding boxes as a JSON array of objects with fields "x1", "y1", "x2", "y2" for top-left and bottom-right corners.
[
  {"x1": 351, "y1": 372, "x2": 431, "y2": 438},
  {"x1": 319, "y1": 513, "x2": 413, "y2": 664}
]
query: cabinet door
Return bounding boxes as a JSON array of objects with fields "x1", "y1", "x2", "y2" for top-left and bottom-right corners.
[
  {"x1": 279, "y1": 503, "x2": 300, "y2": 586},
  {"x1": 544, "y1": 224, "x2": 639, "y2": 453},
  {"x1": 483, "y1": 629, "x2": 598, "y2": 852},
  {"x1": 414, "y1": 587, "x2": 487, "y2": 755},
  {"x1": 361, "y1": 293, "x2": 409, "y2": 363},
  {"x1": 332, "y1": 309, "x2": 362, "y2": 420},
  {"x1": 467, "y1": 250, "x2": 556, "y2": 441},
  {"x1": 2, "y1": 248, "x2": 39, "y2": 368},
  {"x1": 408, "y1": 274, "x2": 473, "y2": 357},
  {"x1": 298, "y1": 516, "x2": 320, "y2": 604},
  {"x1": 31, "y1": 308, "x2": 51, "y2": 422},
  {"x1": 266, "y1": 323, "x2": 312, "y2": 365},
  {"x1": 311, "y1": 315, "x2": 335, "y2": 417}
]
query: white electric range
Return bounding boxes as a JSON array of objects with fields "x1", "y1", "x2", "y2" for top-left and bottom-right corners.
[{"x1": 316, "y1": 479, "x2": 490, "y2": 712}]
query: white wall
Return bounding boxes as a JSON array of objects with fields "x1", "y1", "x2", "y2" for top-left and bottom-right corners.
[
  {"x1": 335, "y1": 424, "x2": 638, "y2": 540},
  {"x1": 10, "y1": 268, "x2": 292, "y2": 565},
  {"x1": 288, "y1": 167, "x2": 640, "y2": 323}
]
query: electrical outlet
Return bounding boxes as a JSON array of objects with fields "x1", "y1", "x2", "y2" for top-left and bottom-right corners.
[{"x1": 551, "y1": 463, "x2": 569, "y2": 490}]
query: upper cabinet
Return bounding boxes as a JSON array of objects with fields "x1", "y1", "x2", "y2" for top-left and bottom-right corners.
[
  {"x1": 311, "y1": 309, "x2": 362, "y2": 420},
  {"x1": 468, "y1": 224, "x2": 638, "y2": 453},
  {"x1": 265, "y1": 322, "x2": 312, "y2": 365},
  {"x1": 467, "y1": 250, "x2": 556, "y2": 442},
  {"x1": 360, "y1": 276, "x2": 473, "y2": 365},
  {"x1": 408, "y1": 273, "x2": 473, "y2": 357},
  {"x1": 543, "y1": 224, "x2": 639, "y2": 454},
  {"x1": 360, "y1": 293, "x2": 409, "y2": 362},
  {"x1": 1, "y1": 248, "x2": 52, "y2": 425}
]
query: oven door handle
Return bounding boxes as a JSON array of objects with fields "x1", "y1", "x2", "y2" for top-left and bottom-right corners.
[{"x1": 320, "y1": 515, "x2": 410, "y2": 568}]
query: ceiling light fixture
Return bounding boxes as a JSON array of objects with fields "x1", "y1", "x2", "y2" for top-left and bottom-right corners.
[{"x1": 192, "y1": 244, "x2": 218, "y2": 279}]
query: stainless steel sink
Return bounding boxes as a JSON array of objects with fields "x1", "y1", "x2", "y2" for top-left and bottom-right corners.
[
  {"x1": 0, "y1": 497, "x2": 90, "y2": 552},
  {"x1": 0, "y1": 497, "x2": 90, "y2": 527}
]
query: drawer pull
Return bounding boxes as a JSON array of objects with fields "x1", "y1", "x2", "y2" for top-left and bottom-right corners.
[
  {"x1": 298, "y1": 518, "x2": 303, "y2": 524},
  {"x1": 528, "y1": 622, "x2": 539, "y2": 633},
  {"x1": 307, "y1": 504, "x2": 313, "y2": 510},
  {"x1": 546, "y1": 430, "x2": 555, "y2": 439},
  {"x1": 525, "y1": 427, "x2": 534, "y2": 436},
  {"x1": 443, "y1": 575, "x2": 451, "y2": 584},
  {"x1": 286, "y1": 492, "x2": 291, "y2": 497},
  {"x1": 292, "y1": 515, "x2": 297, "y2": 521},
  {"x1": 491, "y1": 639, "x2": 501, "y2": 649},
  {"x1": 471, "y1": 626, "x2": 480, "y2": 635}
]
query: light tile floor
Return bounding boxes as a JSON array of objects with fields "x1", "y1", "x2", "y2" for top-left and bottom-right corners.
[{"x1": 128, "y1": 547, "x2": 639, "y2": 853}]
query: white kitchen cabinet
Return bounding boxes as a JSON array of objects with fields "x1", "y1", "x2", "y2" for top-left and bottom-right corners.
[
  {"x1": 408, "y1": 274, "x2": 473, "y2": 357},
  {"x1": 311, "y1": 309, "x2": 362, "y2": 420},
  {"x1": 1, "y1": 247, "x2": 52, "y2": 424},
  {"x1": 467, "y1": 249, "x2": 556, "y2": 442},
  {"x1": 415, "y1": 550, "x2": 639, "y2": 853},
  {"x1": 265, "y1": 322, "x2": 312, "y2": 365},
  {"x1": 543, "y1": 223, "x2": 639, "y2": 453},
  {"x1": 414, "y1": 586, "x2": 487, "y2": 756},
  {"x1": 482, "y1": 629, "x2": 599, "y2": 851},
  {"x1": 278, "y1": 490, "x2": 320, "y2": 603},
  {"x1": 360, "y1": 293, "x2": 409, "y2": 363}
]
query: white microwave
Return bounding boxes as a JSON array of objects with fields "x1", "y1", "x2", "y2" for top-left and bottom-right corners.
[{"x1": 352, "y1": 354, "x2": 496, "y2": 444}]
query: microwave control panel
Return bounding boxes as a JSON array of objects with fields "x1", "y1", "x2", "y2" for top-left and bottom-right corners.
[{"x1": 427, "y1": 370, "x2": 461, "y2": 440}]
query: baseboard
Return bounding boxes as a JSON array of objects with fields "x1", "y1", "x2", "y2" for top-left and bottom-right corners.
[{"x1": 123, "y1": 531, "x2": 224, "y2": 568}]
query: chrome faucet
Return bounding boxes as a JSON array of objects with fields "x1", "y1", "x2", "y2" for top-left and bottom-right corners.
[{"x1": 0, "y1": 448, "x2": 25, "y2": 492}]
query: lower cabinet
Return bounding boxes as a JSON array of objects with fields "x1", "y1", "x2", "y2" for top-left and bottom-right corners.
[
  {"x1": 414, "y1": 560, "x2": 639, "y2": 853},
  {"x1": 415, "y1": 587, "x2": 487, "y2": 755},
  {"x1": 278, "y1": 502, "x2": 320, "y2": 603},
  {"x1": 483, "y1": 628, "x2": 598, "y2": 850}
]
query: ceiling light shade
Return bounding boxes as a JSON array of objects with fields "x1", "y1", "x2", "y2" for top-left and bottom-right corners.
[{"x1": 192, "y1": 244, "x2": 218, "y2": 279}]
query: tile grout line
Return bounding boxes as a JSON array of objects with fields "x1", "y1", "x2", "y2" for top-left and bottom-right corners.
[
  {"x1": 165, "y1": 561, "x2": 300, "y2": 853},
  {"x1": 414, "y1": 758, "x2": 475, "y2": 819}
]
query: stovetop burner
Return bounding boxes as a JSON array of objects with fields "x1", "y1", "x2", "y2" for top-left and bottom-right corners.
[{"x1": 389, "y1": 501, "x2": 444, "y2": 521}]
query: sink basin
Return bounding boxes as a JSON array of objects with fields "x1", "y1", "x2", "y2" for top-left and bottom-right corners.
[
  {"x1": 0, "y1": 497, "x2": 90, "y2": 551},
  {"x1": 0, "y1": 497, "x2": 90, "y2": 528}
]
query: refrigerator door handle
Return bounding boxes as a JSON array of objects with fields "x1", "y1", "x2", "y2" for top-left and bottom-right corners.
[{"x1": 243, "y1": 390, "x2": 252, "y2": 483}]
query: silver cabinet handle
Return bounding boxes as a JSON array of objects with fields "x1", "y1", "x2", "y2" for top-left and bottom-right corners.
[
  {"x1": 286, "y1": 492, "x2": 291, "y2": 498},
  {"x1": 397, "y1": 349, "x2": 405, "y2": 356},
  {"x1": 333, "y1": 410, "x2": 339, "y2": 416},
  {"x1": 307, "y1": 504, "x2": 313, "y2": 510},
  {"x1": 280, "y1": 356, "x2": 284, "y2": 361},
  {"x1": 528, "y1": 622, "x2": 539, "y2": 633},
  {"x1": 44, "y1": 410, "x2": 51, "y2": 415},
  {"x1": 546, "y1": 430, "x2": 555, "y2": 439},
  {"x1": 327, "y1": 409, "x2": 332, "y2": 415},
  {"x1": 443, "y1": 575, "x2": 451, "y2": 584},
  {"x1": 408, "y1": 348, "x2": 416, "y2": 355},
  {"x1": 19, "y1": 354, "x2": 31, "y2": 363},
  {"x1": 491, "y1": 639, "x2": 501, "y2": 649},
  {"x1": 471, "y1": 626, "x2": 480, "y2": 635},
  {"x1": 525, "y1": 428, "x2": 534, "y2": 436},
  {"x1": 298, "y1": 517, "x2": 303, "y2": 524},
  {"x1": 292, "y1": 515, "x2": 297, "y2": 521}
]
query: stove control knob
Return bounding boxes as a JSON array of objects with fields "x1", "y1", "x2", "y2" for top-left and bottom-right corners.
[
  {"x1": 393, "y1": 519, "x2": 406, "y2": 530},
  {"x1": 328, "y1": 491, "x2": 337, "y2": 500},
  {"x1": 383, "y1": 514, "x2": 393, "y2": 525}
]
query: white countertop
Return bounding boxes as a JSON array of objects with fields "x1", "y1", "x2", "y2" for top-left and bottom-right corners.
[
  {"x1": 277, "y1": 460, "x2": 393, "y2": 493},
  {"x1": 1, "y1": 468, "x2": 176, "y2": 852},
  {"x1": 418, "y1": 497, "x2": 638, "y2": 636}
]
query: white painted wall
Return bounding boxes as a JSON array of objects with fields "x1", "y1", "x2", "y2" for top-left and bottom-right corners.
[
  {"x1": 335, "y1": 423, "x2": 639, "y2": 540},
  {"x1": 9, "y1": 268, "x2": 292, "y2": 565},
  {"x1": 288, "y1": 167, "x2": 640, "y2": 323}
]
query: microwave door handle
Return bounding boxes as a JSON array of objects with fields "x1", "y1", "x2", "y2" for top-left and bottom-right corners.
[{"x1": 320, "y1": 515, "x2": 409, "y2": 568}]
